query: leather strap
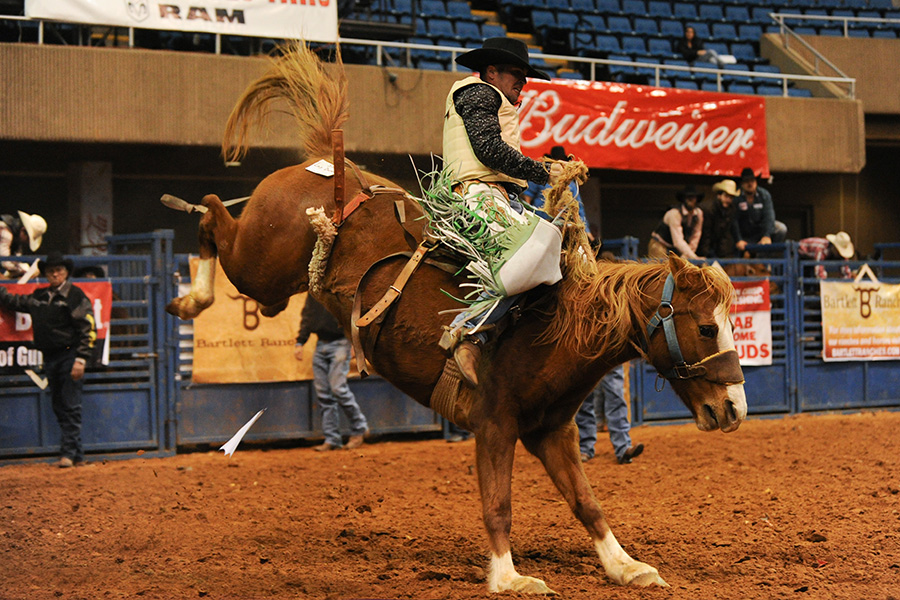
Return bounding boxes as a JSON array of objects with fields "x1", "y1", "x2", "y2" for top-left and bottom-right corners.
[
  {"x1": 357, "y1": 241, "x2": 433, "y2": 328},
  {"x1": 332, "y1": 130, "x2": 345, "y2": 226}
]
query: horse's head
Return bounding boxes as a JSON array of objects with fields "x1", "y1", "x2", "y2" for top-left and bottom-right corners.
[{"x1": 642, "y1": 255, "x2": 747, "y2": 433}]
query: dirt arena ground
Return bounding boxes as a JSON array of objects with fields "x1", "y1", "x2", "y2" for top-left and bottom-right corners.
[{"x1": 1, "y1": 411, "x2": 899, "y2": 600}]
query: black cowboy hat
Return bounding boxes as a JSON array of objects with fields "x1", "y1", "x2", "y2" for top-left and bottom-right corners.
[
  {"x1": 456, "y1": 37, "x2": 551, "y2": 81},
  {"x1": 740, "y1": 167, "x2": 757, "y2": 182},
  {"x1": 73, "y1": 265, "x2": 106, "y2": 278},
  {"x1": 676, "y1": 185, "x2": 704, "y2": 202},
  {"x1": 38, "y1": 251, "x2": 74, "y2": 276},
  {"x1": 545, "y1": 145, "x2": 569, "y2": 161}
]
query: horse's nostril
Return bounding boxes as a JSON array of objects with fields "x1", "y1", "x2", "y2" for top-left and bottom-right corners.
[
  {"x1": 725, "y1": 401, "x2": 738, "y2": 424},
  {"x1": 703, "y1": 404, "x2": 718, "y2": 425}
]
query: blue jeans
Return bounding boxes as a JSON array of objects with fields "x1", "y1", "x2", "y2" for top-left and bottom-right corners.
[
  {"x1": 575, "y1": 364, "x2": 632, "y2": 460},
  {"x1": 312, "y1": 339, "x2": 368, "y2": 447},
  {"x1": 45, "y1": 349, "x2": 84, "y2": 462}
]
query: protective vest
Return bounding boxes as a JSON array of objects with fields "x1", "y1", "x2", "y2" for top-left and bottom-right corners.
[
  {"x1": 654, "y1": 206, "x2": 700, "y2": 246},
  {"x1": 443, "y1": 77, "x2": 527, "y2": 188}
]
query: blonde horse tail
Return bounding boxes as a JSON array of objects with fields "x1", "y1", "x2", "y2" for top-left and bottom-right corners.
[{"x1": 222, "y1": 42, "x2": 349, "y2": 164}]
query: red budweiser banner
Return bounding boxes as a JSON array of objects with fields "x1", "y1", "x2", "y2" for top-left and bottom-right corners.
[{"x1": 518, "y1": 79, "x2": 769, "y2": 177}]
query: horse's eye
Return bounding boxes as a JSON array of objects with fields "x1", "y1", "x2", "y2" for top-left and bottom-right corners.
[{"x1": 699, "y1": 325, "x2": 718, "y2": 339}]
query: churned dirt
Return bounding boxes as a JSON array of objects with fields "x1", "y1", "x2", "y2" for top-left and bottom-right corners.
[{"x1": 1, "y1": 411, "x2": 899, "y2": 600}]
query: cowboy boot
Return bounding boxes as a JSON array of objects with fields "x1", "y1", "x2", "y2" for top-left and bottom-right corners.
[{"x1": 454, "y1": 337, "x2": 482, "y2": 388}]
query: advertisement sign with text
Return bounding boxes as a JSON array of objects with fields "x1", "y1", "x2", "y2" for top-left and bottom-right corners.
[
  {"x1": 820, "y1": 277, "x2": 900, "y2": 361},
  {"x1": 730, "y1": 279, "x2": 772, "y2": 366},
  {"x1": 518, "y1": 79, "x2": 769, "y2": 177}
]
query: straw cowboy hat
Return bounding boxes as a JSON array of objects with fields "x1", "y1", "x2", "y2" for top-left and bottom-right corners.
[
  {"x1": 456, "y1": 37, "x2": 551, "y2": 81},
  {"x1": 18, "y1": 211, "x2": 47, "y2": 252},
  {"x1": 826, "y1": 231, "x2": 855, "y2": 259},
  {"x1": 712, "y1": 179, "x2": 740, "y2": 197},
  {"x1": 38, "y1": 251, "x2": 74, "y2": 276}
]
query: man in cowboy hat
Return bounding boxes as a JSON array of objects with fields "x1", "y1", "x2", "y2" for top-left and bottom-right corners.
[
  {"x1": 698, "y1": 179, "x2": 741, "y2": 258},
  {"x1": 0, "y1": 211, "x2": 47, "y2": 278},
  {"x1": 648, "y1": 185, "x2": 705, "y2": 260},
  {"x1": 733, "y1": 167, "x2": 787, "y2": 255},
  {"x1": 0, "y1": 251, "x2": 96, "y2": 468},
  {"x1": 441, "y1": 37, "x2": 565, "y2": 387}
]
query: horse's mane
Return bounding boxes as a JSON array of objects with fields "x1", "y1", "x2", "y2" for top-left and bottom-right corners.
[
  {"x1": 542, "y1": 260, "x2": 735, "y2": 360},
  {"x1": 222, "y1": 42, "x2": 348, "y2": 163}
]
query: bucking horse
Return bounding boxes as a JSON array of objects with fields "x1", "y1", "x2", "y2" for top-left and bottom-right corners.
[{"x1": 164, "y1": 43, "x2": 747, "y2": 594}]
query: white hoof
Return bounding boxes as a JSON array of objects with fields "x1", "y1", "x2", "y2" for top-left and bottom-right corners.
[
  {"x1": 504, "y1": 575, "x2": 558, "y2": 595},
  {"x1": 617, "y1": 562, "x2": 669, "y2": 587}
]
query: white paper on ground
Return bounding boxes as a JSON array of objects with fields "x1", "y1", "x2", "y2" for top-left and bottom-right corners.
[{"x1": 219, "y1": 409, "x2": 266, "y2": 457}]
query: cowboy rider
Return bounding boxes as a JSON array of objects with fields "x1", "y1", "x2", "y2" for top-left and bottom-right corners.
[{"x1": 442, "y1": 37, "x2": 565, "y2": 387}]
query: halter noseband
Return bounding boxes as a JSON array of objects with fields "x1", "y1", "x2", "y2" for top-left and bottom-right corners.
[{"x1": 641, "y1": 273, "x2": 744, "y2": 385}]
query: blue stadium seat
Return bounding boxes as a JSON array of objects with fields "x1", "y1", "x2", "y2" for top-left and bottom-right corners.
[
  {"x1": 727, "y1": 82, "x2": 756, "y2": 94},
  {"x1": 756, "y1": 84, "x2": 784, "y2": 96},
  {"x1": 788, "y1": 87, "x2": 814, "y2": 97},
  {"x1": 647, "y1": 1, "x2": 672, "y2": 18},
  {"x1": 723, "y1": 63, "x2": 753, "y2": 83},
  {"x1": 707, "y1": 41, "x2": 729, "y2": 55},
  {"x1": 418, "y1": 59, "x2": 447, "y2": 71},
  {"x1": 532, "y1": 9, "x2": 557, "y2": 30},
  {"x1": 739, "y1": 24, "x2": 764, "y2": 40},
  {"x1": 557, "y1": 12, "x2": 580, "y2": 29},
  {"x1": 674, "y1": 78, "x2": 699, "y2": 90},
  {"x1": 607, "y1": 15, "x2": 633, "y2": 33},
  {"x1": 622, "y1": 36, "x2": 649, "y2": 55},
  {"x1": 558, "y1": 71, "x2": 585, "y2": 79},
  {"x1": 691, "y1": 22, "x2": 711, "y2": 39},
  {"x1": 730, "y1": 42, "x2": 756, "y2": 61},
  {"x1": 724, "y1": 5, "x2": 751, "y2": 24},
  {"x1": 751, "y1": 7, "x2": 773, "y2": 24},
  {"x1": 819, "y1": 27, "x2": 844, "y2": 36},
  {"x1": 608, "y1": 53, "x2": 636, "y2": 78},
  {"x1": 482, "y1": 24, "x2": 507, "y2": 38},
  {"x1": 546, "y1": 0, "x2": 570, "y2": 11},
  {"x1": 672, "y1": 2, "x2": 698, "y2": 20},
  {"x1": 427, "y1": 18, "x2": 457, "y2": 40},
  {"x1": 868, "y1": 0, "x2": 895, "y2": 8},
  {"x1": 594, "y1": 33, "x2": 622, "y2": 52},
  {"x1": 659, "y1": 20, "x2": 684, "y2": 39},
  {"x1": 634, "y1": 57, "x2": 662, "y2": 79},
  {"x1": 582, "y1": 14, "x2": 607, "y2": 31},
  {"x1": 408, "y1": 37, "x2": 439, "y2": 61},
  {"x1": 446, "y1": 0, "x2": 474, "y2": 19},
  {"x1": 455, "y1": 20, "x2": 482, "y2": 41},
  {"x1": 596, "y1": 0, "x2": 621, "y2": 14},
  {"x1": 872, "y1": 29, "x2": 898, "y2": 38},
  {"x1": 419, "y1": 0, "x2": 446, "y2": 17},
  {"x1": 701, "y1": 81, "x2": 723, "y2": 92},
  {"x1": 647, "y1": 37, "x2": 673, "y2": 56},
  {"x1": 794, "y1": 26, "x2": 818, "y2": 35},
  {"x1": 391, "y1": 0, "x2": 414, "y2": 18},
  {"x1": 634, "y1": 17, "x2": 659, "y2": 35},
  {"x1": 570, "y1": 0, "x2": 598, "y2": 14},
  {"x1": 622, "y1": 0, "x2": 647, "y2": 16},
  {"x1": 699, "y1": 4, "x2": 725, "y2": 22},
  {"x1": 847, "y1": 28, "x2": 870, "y2": 37},
  {"x1": 712, "y1": 23, "x2": 739, "y2": 42}
]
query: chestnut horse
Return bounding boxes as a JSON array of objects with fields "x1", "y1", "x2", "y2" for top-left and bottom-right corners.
[{"x1": 167, "y1": 44, "x2": 747, "y2": 594}]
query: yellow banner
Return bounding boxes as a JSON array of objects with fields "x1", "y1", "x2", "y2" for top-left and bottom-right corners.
[
  {"x1": 190, "y1": 258, "x2": 315, "y2": 383},
  {"x1": 820, "y1": 276, "x2": 900, "y2": 361}
]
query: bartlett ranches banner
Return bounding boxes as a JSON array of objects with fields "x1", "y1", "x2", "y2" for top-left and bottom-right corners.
[
  {"x1": 0, "y1": 281, "x2": 113, "y2": 372},
  {"x1": 518, "y1": 80, "x2": 769, "y2": 178},
  {"x1": 25, "y1": 0, "x2": 338, "y2": 42},
  {"x1": 189, "y1": 258, "x2": 345, "y2": 384},
  {"x1": 820, "y1": 266, "x2": 900, "y2": 362}
]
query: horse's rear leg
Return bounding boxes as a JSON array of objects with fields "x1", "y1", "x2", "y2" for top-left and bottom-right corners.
[
  {"x1": 166, "y1": 194, "x2": 236, "y2": 320},
  {"x1": 474, "y1": 420, "x2": 557, "y2": 595},
  {"x1": 521, "y1": 423, "x2": 669, "y2": 588}
]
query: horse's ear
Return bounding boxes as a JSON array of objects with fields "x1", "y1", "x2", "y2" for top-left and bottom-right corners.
[{"x1": 668, "y1": 252, "x2": 704, "y2": 290}]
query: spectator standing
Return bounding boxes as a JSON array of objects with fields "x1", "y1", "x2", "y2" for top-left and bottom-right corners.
[
  {"x1": 698, "y1": 179, "x2": 740, "y2": 258},
  {"x1": 0, "y1": 252, "x2": 96, "y2": 468},
  {"x1": 441, "y1": 36, "x2": 564, "y2": 388},
  {"x1": 648, "y1": 185, "x2": 705, "y2": 260},
  {"x1": 733, "y1": 167, "x2": 788, "y2": 255},
  {"x1": 294, "y1": 295, "x2": 368, "y2": 451},
  {"x1": 445, "y1": 421, "x2": 472, "y2": 443},
  {"x1": 0, "y1": 211, "x2": 47, "y2": 278},
  {"x1": 575, "y1": 364, "x2": 644, "y2": 464},
  {"x1": 675, "y1": 26, "x2": 727, "y2": 68}
]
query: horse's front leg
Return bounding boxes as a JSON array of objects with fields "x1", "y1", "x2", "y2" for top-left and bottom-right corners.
[
  {"x1": 475, "y1": 420, "x2": 557, "y2": 595},
  {"x1": 521, "y1": 422, "x2": 669, "y2": 588}
]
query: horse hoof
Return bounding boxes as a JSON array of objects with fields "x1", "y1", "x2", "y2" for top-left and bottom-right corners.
[
  {"x1": 166, "y1": 296, "x2": 208, "y2": 320},
  {"x1": 508, "y1": 576, "x2": 559, "y2": 595},
  {"x1": 629, "y1": 571, "x2": 669, "y2": 587}
]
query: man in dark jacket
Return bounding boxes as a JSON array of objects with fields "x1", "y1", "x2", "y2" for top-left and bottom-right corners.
[
  {"x1": 699, "y1": 179, "x2": 740, "y2": 258},
  {"x1": 294, "y1": 295, "x2": 368, "y2": 451},
  {"x1": 733, "y1": 167, "x2": 788, "y2": 255},
  {"x1": 0, "y1": 252, "x2": 96, "y2": 467}
]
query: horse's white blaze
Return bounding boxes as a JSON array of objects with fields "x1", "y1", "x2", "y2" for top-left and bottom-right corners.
[
  {"x1": 487, "y1": 551, "x2": 521, "y2": 592},
  {"x1": 715, "y1": 304, "x2": 748, "y2": 421},
  {"x1": 593, "y1": 531, "x2": 635, "y2": 584},
  {"x1": 193, "y1": 258, "x2": 215, "y2": 305}
]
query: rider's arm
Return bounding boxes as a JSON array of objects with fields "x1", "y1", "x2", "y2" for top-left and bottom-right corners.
[{"x1": 453, "y1": 84, "x2": 549, "y2": 185}]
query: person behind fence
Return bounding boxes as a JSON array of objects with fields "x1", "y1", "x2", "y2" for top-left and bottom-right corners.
[
  {"x1": 733, "y1": 167, "x2": 788, "y2": 256},
  {"x1": 0, "y1": 252, "x2": 96, "y2": 468},
  {"x1": 648, "y1": 185, "x2": 705, "y2": 260},
  {"x1": 675, "y1": 25, "x2": 727, "y2": 69},
  {"x1": 698, "y1": 179, "x2": 741, "y2": 259},
  {"x1": 294, "y1": 295, "x2": 368, "y2": 452},
  {"x1": 437, "y1": 36, "x2": 565, "y2": 388},
  {"x1": 0, "y1": 211, "x2": 47, "y2": 279},
  {"x1": 798, "y1": 231, "x2": 855, "y2": 280},
  {"x1": 521, "y1": 145, "x2": 596, "y2": 244}
]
